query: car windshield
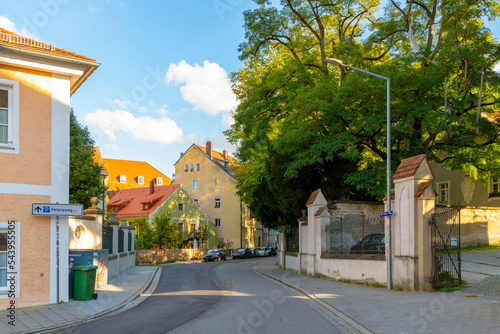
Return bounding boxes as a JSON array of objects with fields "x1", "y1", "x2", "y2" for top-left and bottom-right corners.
[
  {"x1": 208, "y1": 250, "x2": 220, "y2": 254},
  {"x1": 236, "y1": 248, "x2": 245, "y2": 252}
]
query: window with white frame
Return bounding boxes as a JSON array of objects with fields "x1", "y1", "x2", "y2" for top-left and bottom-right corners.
[
  {"x1": 0, "y1": 221, "x2": 18, "y2": 297},
  {"x1": 157, "y1": 177, "x2": 163, "y2": 186},
  {"x1": 0, "y1": 79, "x2": 19, "y2": 152},
  {"x1": 119, "y1": 175, "x2": 127, "y2": 183},
  {"x1": 214, "y1": 198, "x2": 221, "y2": 208},
  {"x1": 214, "y1": 218, "x2": 221, "y2": 228},
  {"x1": 437, "y1": 181, "x2": 450, "y2": 204},
  {"x1": 196, "y1": 163, "x2": 200, "y2": 172},
  {"x1": 190, "y1": 163, "x2": 194, "y2": 172},
  {"x1": 192, "y1": 180, "x2": 198, "y2": 189},
  {"x1": 137, "y1": 176, "x2": 144, "y2": 185},
  {"x1": 491, "y1": 176, "x2": 500, "y2": 194},
  {"x1": 184, "y1": 164, "x2": 189, "y2": 172},
  {"x1": 214, "y1": 179, "x2": 221, "y2": 188}
]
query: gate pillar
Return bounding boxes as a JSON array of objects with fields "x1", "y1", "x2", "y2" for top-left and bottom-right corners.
[{"x1": 391, "y1": 155, "x2": 436, "y2": 291}]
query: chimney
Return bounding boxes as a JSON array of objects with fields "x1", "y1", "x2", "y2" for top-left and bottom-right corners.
[
  {"x1": 206, "y1": 141, "x2": 213, "y2": 159},
  {"x1": 150, "y1": 179, "x2": 155, "y2": 195},
  {"x1": 223, "y1": 150, "x2": 228, "y2": 161}
]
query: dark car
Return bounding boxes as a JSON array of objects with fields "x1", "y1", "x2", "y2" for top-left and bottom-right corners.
[
  {"x1": 250, "y1": 247, "x2": 259, "y2": 258},
  {"x1": 350, "y1": 233, "x2": 386, "y2": 255},
  {"x1": 232, "y1": 248, "x2": 252, "y2": 259},
  {"x1": 203, "y1": 249, "x2": 227, "y2": 262},
  {"x1": 267, "y1": 247, "x2": 277, "y2": 256}
]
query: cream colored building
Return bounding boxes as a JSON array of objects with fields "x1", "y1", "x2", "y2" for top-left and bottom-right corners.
[
  {"x1": 0, "y1": 28, "x2": 99, "y2": 306},
  {"x1": 172, "y1": 141, "x2": 261, "y2": 248}
]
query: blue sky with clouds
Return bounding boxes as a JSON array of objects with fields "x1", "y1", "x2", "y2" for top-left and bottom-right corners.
[{"x1": 1, "y1": 0, "x2": 499, "y2": 178}]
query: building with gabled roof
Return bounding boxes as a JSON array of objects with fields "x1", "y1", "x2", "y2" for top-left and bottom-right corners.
[
  {"x1": 172, "y1": 141, "x2": 262, "y2": 248},
  {"x1": 107, "y1": 183, "x2": 215, "y2": 248},
  {"x1": 94, "y1": 149, "x2": 171, "y2": 196},
  {"x1": 0, "y1": 27, "x2": 99, "y2": 306}
]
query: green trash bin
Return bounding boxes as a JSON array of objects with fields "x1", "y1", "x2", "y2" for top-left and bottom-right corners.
[{"x1": 72, "y1": 265, "x2": 98, "y2": 301}]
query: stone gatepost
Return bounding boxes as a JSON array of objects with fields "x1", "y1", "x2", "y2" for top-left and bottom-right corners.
[
  {"x1": 391, "y1": 154, "x2": 436, "y2": 291},
  {"x1": 306, "y1": 189, "x2": 328, "y2": 276},
  {"x1": 108, "y1": 212, "x2": 120, "y2": 255},
  {"x1": 126, "y1": 221, "x2": 135, "y2": 252},
  {"x1": 83, "y1": 197, "x2": 104, "y2": 249}
]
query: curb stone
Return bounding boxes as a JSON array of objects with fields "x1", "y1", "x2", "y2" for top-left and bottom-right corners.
[
  {"x1": 30, "y1": 266, "x2": 162, "y2": 334},
  {"x1": 253, "y1": 264, "x2": 373, "y2": 334}
]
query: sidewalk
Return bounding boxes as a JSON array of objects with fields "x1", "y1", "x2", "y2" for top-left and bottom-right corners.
[
  {"x1": 0, "y1": 265, "x2": 161, "y2": 334},
  {"x1": 255, "y1": 250, "x2": 500, "y2": 334}
]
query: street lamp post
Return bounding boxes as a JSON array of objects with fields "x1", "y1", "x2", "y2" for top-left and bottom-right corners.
[
  {"x1": 100, "y1": 168, "x2": 108, "y2": 212},
  {"x1": 325, "y1": 58, "x2": 392, "y2": 289}
]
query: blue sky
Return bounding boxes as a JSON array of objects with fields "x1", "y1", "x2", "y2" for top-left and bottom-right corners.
[{"x1": 1, "y1": 1, "x2": 499, "y2": 179}]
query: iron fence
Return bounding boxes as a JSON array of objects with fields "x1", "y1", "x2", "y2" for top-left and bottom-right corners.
[
  {"x1": 118, "y1": 229, "x2": 124, "y2": 253},
  {"x1": 326, "y1": 215, "x2": 385, "y2": 257},
  {"x1": 102, "y1": 225, "x2": 113, "y2": 255},
  {"x1": 128, "y1": 231, "x2": 132, "y2": 251}
]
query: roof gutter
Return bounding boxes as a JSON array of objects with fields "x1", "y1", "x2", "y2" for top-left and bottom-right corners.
[{"x1": 0, "y1": 44, "x2": 100, "y2": 96}]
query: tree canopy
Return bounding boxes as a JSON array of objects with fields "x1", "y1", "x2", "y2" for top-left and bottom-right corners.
[
  {"x1": 69, "y1": 109, "x2": 106, "y2": 207},
  {"x1": 226, "y1": 0, "x2": 500, "y2": 229}
]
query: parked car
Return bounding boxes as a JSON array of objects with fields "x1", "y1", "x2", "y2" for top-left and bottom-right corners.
[
  {"x1": 203, "y1": 249, "x2": 227, "y2": 262},
  {"x1": 267, "y1": 247, "x2": 277, "y2": 256},
  {"x1": 232, "y1": 248, "x2": 252, "y2": 259},
  {"x1": 350, "y1": 233, "x2": 386, "y2": 255},
  {"x1": 250, "y1": 247, "x2": 259, "y2": 258},
  {"x1": 257, "y1": 247, "x2": 269, "y2": 257}
]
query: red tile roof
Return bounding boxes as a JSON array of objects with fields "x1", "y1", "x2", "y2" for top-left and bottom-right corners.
[
  {"x1": 195, "y1": 144, "x2": 238, "y2": 172},
  {"x1": 306, "y1": 189, "x2": 321, "y2": 206},
  {"x1": 0, "y1": 28, "x2": 96, "y2": 61},
  {"x1": 414, "y1": 181, "x2": 437, "y2": 198},
  {"x1": 383, "y1": 188, "x2": 395, "y2": 202},
  {"x1": 393, "y1": 154, "x2": 432, "y2": 180},
  {"x1": 108, "y1": 184, "x2": 180, "y2": 218},
  {"x1": 315, "y1": 206, "x2": 330, "y2": 216}
]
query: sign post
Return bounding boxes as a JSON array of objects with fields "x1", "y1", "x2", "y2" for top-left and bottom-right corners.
[{"x1": 32, "y1": 203, "x2": 83, "y2": 303}]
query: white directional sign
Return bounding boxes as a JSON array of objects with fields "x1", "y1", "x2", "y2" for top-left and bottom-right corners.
[{"x1": 32, "y1": 203, "x2": 83, "y2": 217}]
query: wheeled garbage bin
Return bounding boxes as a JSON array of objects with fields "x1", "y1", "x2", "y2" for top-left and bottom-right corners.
[{"x1": 72, "y1": 265, "x2": 98, "y2": 301}]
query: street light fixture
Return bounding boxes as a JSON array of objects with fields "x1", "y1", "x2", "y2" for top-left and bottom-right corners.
[
  {"x1": 99, "y1": 168, "x2": 108, "y2": 212},
  {"x1": 325, "y1": 58, "x2": 393, "y2": 289}
]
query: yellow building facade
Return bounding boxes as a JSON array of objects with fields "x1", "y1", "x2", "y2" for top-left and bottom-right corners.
[
  {"x1": 0, "y1": 28, "x2": 99, "y2": 306},
  {"x1": 172, "y1": 141, "x2": 261, "y2": 248}
]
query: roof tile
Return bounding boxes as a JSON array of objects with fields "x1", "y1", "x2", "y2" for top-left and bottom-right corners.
[
  {"x1": 393, "y1": 154, "x2": 427, "y2": 180},
  {"x1": 306, "y1": 189, "x2": 321, "y2": 206}
]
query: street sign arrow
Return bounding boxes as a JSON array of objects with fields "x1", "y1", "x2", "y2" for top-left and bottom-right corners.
[{"x1": 34, "y1": 206, "x2": 42, "y2": 213}]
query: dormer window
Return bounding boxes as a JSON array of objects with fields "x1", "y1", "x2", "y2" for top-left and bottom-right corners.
[
  {"x1": 119, "y1": 175, "x2": 126, "y2": 183},
  {"x1": 157, "y1": 177, "x2": 163, "y2": 186},
  {"x1": 138, "y1": 176, "x2": 144, "y2": 185}
]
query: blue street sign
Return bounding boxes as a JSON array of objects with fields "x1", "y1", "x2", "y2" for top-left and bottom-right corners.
[{"x1": 380, "y1": 211, "x2": 394, "y2": 217}]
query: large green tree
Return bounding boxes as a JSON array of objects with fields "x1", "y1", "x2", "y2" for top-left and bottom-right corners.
[
  {"x1": 227, "y1": 0, "x2": 500, "y2": 229},
  {"x1": 152, "y1": 212, "x2": 184, "y2": 249},
  {"x1": 69, "y1": 109, "x2": 106, "y2": 207}
]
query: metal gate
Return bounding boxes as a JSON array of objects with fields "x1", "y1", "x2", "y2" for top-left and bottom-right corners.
[{"x1": 430, "y1": 206, "x2": 461, "y2": 288}]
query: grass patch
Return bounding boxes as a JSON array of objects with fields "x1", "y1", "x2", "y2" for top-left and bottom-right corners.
[
  {"x1": 461, "y1": 243, "x2": 500, "y2": 252},
  {"x1": 435, "y1": 280, "x2": 468, "y2": 292}
]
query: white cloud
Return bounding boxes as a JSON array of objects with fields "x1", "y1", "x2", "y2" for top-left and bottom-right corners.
[
  {"x1": 166, "y1": 60, "x2": 238, "y2": 115},
  {"x1": 158, "y1": 104, "x2": 169, "y2": 115},
  {"x1": 89, "y1": 6, "x2": 101, "y2": 12},
  {"x1": 495, "y1": 63, "x2": 500, "y2": 73},
  {"x1": 85, "y1": 109, "x2": 183, "y2": 145},
  {"x1": 221, "y1": 112, "x2": 235, "y2": 127},
  {"x1": 111, "y1": 99, "x2": 130, "y2": 109},
  {"x1": 0, "y1": 15, "x2": 35, "y2": 38}
]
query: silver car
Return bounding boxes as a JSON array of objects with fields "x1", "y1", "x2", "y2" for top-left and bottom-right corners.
[{"x1": 257, "y1": 247, "x2": 269, "y2": 257}]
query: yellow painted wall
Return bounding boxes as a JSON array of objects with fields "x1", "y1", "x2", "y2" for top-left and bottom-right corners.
[
  {"x1": 0, "y1": 194, "x2": 51, "y2": 306},
  {"x1": 173, "y1": 146, "x2": 261, "y2": 248},
  {"x1": 0, "y1": 65, "x2": 52, "y2": 185}
]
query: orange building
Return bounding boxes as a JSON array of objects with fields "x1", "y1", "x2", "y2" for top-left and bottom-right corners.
[{"x1": 0, "y1": 28, "x2": 99, "y2": 306}]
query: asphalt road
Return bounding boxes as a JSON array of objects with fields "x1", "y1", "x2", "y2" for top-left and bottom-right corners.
[{"x1": 52, "y1": 258, "x2": 343, "y2": 334}]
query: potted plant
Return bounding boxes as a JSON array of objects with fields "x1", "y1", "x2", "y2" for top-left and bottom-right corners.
[{"x1": 488, "y1": 192, "x2": 500, "y2": 198}]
